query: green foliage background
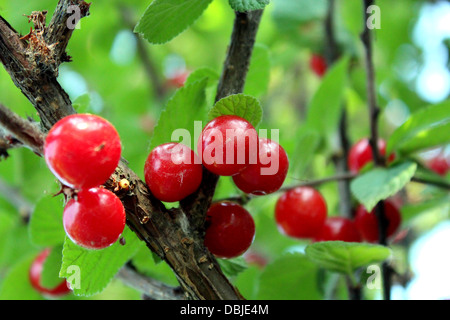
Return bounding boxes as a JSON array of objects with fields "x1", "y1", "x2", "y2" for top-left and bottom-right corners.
[{"x1": 0, "y1": 0, "x2": 448, "y2": 300}]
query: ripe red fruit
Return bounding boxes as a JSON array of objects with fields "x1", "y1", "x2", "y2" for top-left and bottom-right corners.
[
  {"x1": 166, "y1": 71, "x2": 189, "y2": 88},
  {"x1": 310, "y1": 54, "x2": 327, "y2": 77},
  {"x1": 63, "y1": 188, "x2": 126, "y2": 250},
  {"x1": 204, "y1": 202, "x2": 255, "y2": 259},
  {"x1": 347, "y1": 138, "x2": 395, "y2": 173},
  {"x1": 244, "y1": 251, "x2": 268, "y2": 269},
  {"x1": 232, "y1": 138, "x2": 289, "y2": 195},
  {"x1": 144, "y1": 143, "x2": 203, "y2": 202},
  {"x1": 44, "y1": 114, "x2": 122, "y2": 189},
  {"x1": 427, "y1": 155, "x2": 449, "y2": 176},
  {"x1": 313, "y1": 217, "x2": 361, "y2": 242},
  {"x1": 275, "y1": 187, "x2": 328, "y2": 239},
  {"x1": 29, "y1": 249, "x2": 71, "y2": 297},
  {"x1": 198, "y1": 115, "x2": 258, "y2": 176},
  {"x1": 354, "y1": 200, "x2": 402, "y2": 243}
]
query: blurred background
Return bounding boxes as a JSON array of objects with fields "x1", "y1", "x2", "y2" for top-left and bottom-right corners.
[{"x1": 0, "y1": 0, "x2": 448, "y2": 300}]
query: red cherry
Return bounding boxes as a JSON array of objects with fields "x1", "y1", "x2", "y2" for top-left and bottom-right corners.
[
  {"x1": 166, "y1": 71, "x2": 189, "y2": 88},
  {"x1": 275, "y1": 187, "x2": 328, "y2": 239},
  {"x1": 63, "y1": 188, "x2": 126, "y2": 250},
  {"x1": 428, "y1": 155, "x2": 449, "y2": 176},
  {"x1": 44, "y1": 114, "x2": 122, "y2": 189},
  {"x1": 198, "y1": 115, "x2": 258, "y2": 176},
  {"x1": 204, "y1": 202, "x2": 255, "y2": 259},
  {"x1": 310, "y1": 54, "x2": 327, "y2": 77},
  {"x1": 232, "y1": 138, "x2": 289, "y2": 195},
  {"x1": 144, "y1": 143, "x2": 203, "y2": 202},
  {"x1": 347, "y1": 138, "x2": 395, "y2": 173},
  {"x1": 313, "y1": 217, "x2": 361, "y2": 242},
  {"x1": 243, "y1": 251, "x2": 268, "y2": 269},
  {"x1": 354, "y1": 200, "x2": 402, "y2": 243},
  {"x1": 29, "y1": 249, "x2": 71, "y2": 297}
]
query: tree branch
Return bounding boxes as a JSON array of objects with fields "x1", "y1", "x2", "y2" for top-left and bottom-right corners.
[
  {"x1": 119, "y1": 6, "x2": 166, "y2": 101},
  {"x1": 0, "y1": 2, "x2": 265, "y2": 300},
  {"x1": 117, "y1": 265, "x2": 185, "y2": 300},
  {"x1": 180, "y1": 9, "x2": 264, "y2": 231},
  {"x1": 361, "y1": 0, "x2": 392, "y2": 300},
  {"x1": 324, "y1": 0, "x2": 352, "y2": 219},
  {"x1": 0, "y1": 104, "x2": 45, "y2": 155}
]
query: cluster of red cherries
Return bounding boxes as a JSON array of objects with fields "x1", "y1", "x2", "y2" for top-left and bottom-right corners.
[
  {"x1": 44, "y1": 114, "x2": 126, "y2": 251},
  {"x1": 275, "y1": 138, "x2": 401, "y2": 244},
  {"x1": 144, "y1": 114, "x2": 289, "y2": 258}
]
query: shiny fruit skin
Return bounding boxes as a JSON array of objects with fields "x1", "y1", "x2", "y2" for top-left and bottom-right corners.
[
  {"x1": 204, "y1": 202, "x2": 255, "y2": 259},
  {"x1": 313, "y1": 217, "x2": 361, "y2": 242},
  {"x1": 63, "y1": 188, "x2": 126, "y2": 250},
  {"x1": 347, "y1": 138, "x2": 394, "y2": 174},
  {"x1": 44, "y1": 114, "x2": 122, "y2": 189},
  {"x1": 233, "y1": 138, "x2": 289, "y2": 195},
  {"x1": 198, "y1": 115, "x2": 258, "y2": 176},
  {"x1": 144, "y1": 143, "x2": 203, "y2": 202},
  {"x1": 354, "y1": 200, "x2": 402, "y2": 243},
  {"x1": 275, "y1": 187, "x2": 328, "y2": 239},
  {"x1": 29, "y1": 249, "x2": 71, "y2": 297}
]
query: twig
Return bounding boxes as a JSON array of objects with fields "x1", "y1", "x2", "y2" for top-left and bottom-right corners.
[
  {"x1": 0, "y1": 177, "x2": 34, "y2": 221},
  {"x1": 117, "y1": 265, "x2": 185, "y2": 300},
  {"x1": 180, "y1": 10, "x2": 264, "y2": 231},
  {"x1": 324, "y1": 0, "x2": 352, "y2": 219},
  {"x1": 361, "y1": 0, "x2": 392, "y2": 300},
  {"x1": 216, "y1": 172, "x2": 357, "y2": 204},
  {"x1": 0, "y1": 2, "x2": 263, "y2": 300},
  {"x1": 119, "y1": 6, "x2": 166, "y2": 101},
  {"x1": 0, "y1": 103, "x2": 45, "y2": 155},
  {"x1": 411, "y1": 177, "x2": 450, "y2": 190}
]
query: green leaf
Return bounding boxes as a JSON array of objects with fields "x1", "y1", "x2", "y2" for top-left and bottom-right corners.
[
  {"x1": 305, "y1": 241, "x2": 391, "y2": 276},
  {"x1": 244, "y1": 44, "x2": 271, "y2": 97},
  {"x1": 29, "y1": 195, "x2": 66, "y2": 247},
  {"x1": 217, "y1": 256, "x2": 248, "y2": 277},
  {"x1": 184, "y1": 67, "x2": 219, "y2": 87},
  {"x1": 291, "y1": 127, "x2": 321, "y2": 176},
  {"x1": 131, "y1": 246, "x2": 178, "y2": 287},
  {"x1": 0, "y1": 253, "x2": 43, "y2": 300},
  {"x1": 386, "y1": 101, "x2": 450, "y2": 155},
  {"x1": 229, "y1": 0, "x2": 270, "y2": 12},
  {"x1": 150, "y1": 78, "x2": 208, "y2": 151},
  {"x1": 257, "y1": 253, "x2": 322, "y2": 300},
  {"x1": 401, "y1": 194, "x2": 450, "y2": 222},
  {"x1": 306, "y1": 56, "x2": 350, "y2": 141},
  {"x1": 208, "y1": 94, "x2": 263, "y2": 128},
  {"x1": 135, "y1": 0, "x2": 214, "y2": 45},
  {"x1": 41, "y1": 245, "x2": 64, "y2": 289},
  {"x1": 350, "y1": 161, "x2": 417, "y2": 212},
  {"x1": 59, "y1": 227, "x2": 141, "y2": 297},
  {"x1": 72, "y1": 94, "x2": 91, "y2": 114},
  {"x1": 272, "y1": 0, "x2": 328, "y2": 30}
]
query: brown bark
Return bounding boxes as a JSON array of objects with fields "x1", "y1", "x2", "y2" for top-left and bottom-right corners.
[{"x1": 0, "y1": 0, "x2": 264, "y2": 300}]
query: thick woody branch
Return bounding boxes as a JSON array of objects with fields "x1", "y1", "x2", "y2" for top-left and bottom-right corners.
[{"x1": 0, "y1": 2, "x2": 263, "y2": 300}]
